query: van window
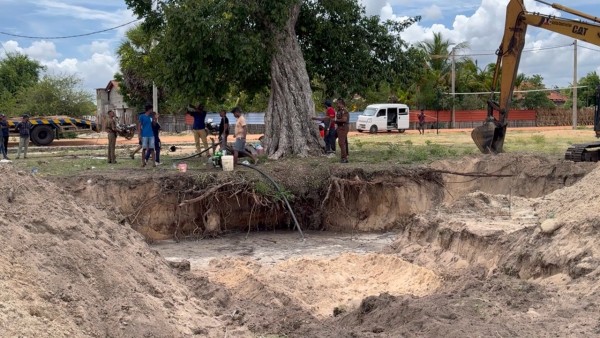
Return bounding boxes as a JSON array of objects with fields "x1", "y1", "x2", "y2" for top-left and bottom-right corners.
[
  {"x1": 388, "y1": 107, "x2": 398, "y2": 116},
  {"x1": 362, "y1": 108, "x2": 376, "y2": 116},
  {"x1": 376, "y1": 109, "x2": 386, "y2": 117},
  {"x1": 399, "y1": 108, "x2": 408, "y2": 115}
]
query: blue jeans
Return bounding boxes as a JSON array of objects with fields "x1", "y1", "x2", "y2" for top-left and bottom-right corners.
[
  {"x1": 325, "y1": 128, "x2": 337, "y2": 152},
  {"x1": 145, "y1": 139, "x2": 161, "y2": 163}
]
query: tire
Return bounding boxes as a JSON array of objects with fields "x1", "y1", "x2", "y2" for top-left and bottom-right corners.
[
  {"x1": 30, "y1": 125, "x2": 55, "y2": 146},
  {"x1": 124, "y1": 130, "x2": 135, "y2": 140},
  {"x1": 398, "y1": 129, "x2": 406, "y2": 133},
  {"x1": 369, "y1": 125, "x2": 378, "y2": 134}
]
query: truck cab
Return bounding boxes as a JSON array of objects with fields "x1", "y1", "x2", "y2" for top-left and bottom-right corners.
[{"x1": 356, "y1": 103, "x2": 410, "y2": 133}]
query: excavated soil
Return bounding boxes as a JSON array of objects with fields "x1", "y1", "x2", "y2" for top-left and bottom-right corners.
[{"x1": 4, "y1": 153, "x2": 600, "y2": 337}]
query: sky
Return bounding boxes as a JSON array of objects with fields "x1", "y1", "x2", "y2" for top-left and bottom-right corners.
[{"x1": 0, "y1": 0, "x2": 599, "y2": 97}]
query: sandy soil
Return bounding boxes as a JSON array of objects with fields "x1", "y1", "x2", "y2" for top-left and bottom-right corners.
[{"x1": 3, "y1": 151, "x2": 600, "y2": 337}]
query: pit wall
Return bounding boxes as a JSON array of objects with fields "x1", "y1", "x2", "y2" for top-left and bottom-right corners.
[{"x1": 62, "y1": 155, "x2": 596, "y2": 241}]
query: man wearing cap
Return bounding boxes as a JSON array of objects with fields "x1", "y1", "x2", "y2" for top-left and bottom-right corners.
[
  {"x1": 0, "y1": 114, "x2": 9, "y2": 159},
  {"x1": 15, "y1": 114, "x2": 32, "y2": 159}
]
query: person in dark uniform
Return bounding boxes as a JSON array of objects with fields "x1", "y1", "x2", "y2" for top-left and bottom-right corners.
[
  {"x1": 418, "y1": 109, "x2": 426, "y2": 134},
  {"x1": 335, "y1": 98, "x2": 350, "y2": 163},
  {"x1": 106, "y1": 110, "x2": 118, "y2": 163},
  {"x1": 0, "y1": 114, "x2": 9, "y2": 159},
  {"x1": 218, "y1": 109, "x2": 229, "y2": 150}
]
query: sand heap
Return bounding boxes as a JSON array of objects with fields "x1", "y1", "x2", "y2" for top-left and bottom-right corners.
[{"x1": 0, "y1": 166, "x2": 232, "y2": 337}]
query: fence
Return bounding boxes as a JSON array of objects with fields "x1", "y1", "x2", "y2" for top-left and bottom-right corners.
[{"x1": 93, "y1": 107, "x2": 596, "y2": 134}]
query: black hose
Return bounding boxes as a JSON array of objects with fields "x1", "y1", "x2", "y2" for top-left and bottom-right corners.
[
  {"x1": 239, "y1": 162, "x2": 305, "y2": 240},
  {"x1": 172, "y1": 143, "x2": 219, "y2": 161}
]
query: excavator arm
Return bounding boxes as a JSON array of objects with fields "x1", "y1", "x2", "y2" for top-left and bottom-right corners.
[{"x1": 471, "y1": 0, "x2": 600, "y2": 154}]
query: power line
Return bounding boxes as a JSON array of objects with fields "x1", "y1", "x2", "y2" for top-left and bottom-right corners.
[
  {"x1": 0, "y1": 18, "x2": 142, "y2": 40},
  {"x1": 432, "y1": 43, "x2": 574, "y2": 58},
  {"x1": 579, "y1": 45, "x2": 600, "y2": 53},
  {"x1": 445, "y1": 85, "x2": 588, "y2": 95}
]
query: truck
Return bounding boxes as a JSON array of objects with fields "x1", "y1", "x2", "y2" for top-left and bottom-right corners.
[
  {"x1": 470, "y1": 0, "x2": 600, "y2": 162},
  {"x1": 7, "y1": 115, "x2": 98, "y2": 146}
]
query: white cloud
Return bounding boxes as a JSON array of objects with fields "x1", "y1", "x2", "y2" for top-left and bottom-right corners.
[
  {"x1": 2, "y1": 39, "x2": 119, "y2": 94},
  {"x1": 422, "y1": 5, "x2": 443, "y2": 21},
  {"x1": 387, "y1": 0, "x2": 599, "y2": 87}
]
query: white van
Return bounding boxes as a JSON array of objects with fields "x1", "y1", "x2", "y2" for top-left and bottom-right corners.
[{"x1": 356, "y1": 103, "x2": 410, "y2": 133}]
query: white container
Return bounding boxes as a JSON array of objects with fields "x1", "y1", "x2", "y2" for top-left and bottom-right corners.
[{"x1": 221, "y1": 155, "x2": 234, "y2": 171}]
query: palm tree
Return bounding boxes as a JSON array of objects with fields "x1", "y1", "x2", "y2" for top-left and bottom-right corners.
[{"x1": 417, "y1": 32, "x2": 469, "y2": 86}]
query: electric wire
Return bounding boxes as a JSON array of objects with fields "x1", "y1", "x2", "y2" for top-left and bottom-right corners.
[{"x1": 0, "y1": 19, "x2": 142, "y2": 40}]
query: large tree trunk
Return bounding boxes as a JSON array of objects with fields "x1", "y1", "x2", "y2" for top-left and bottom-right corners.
[{"x1": 264, "y1": 2, "x2": 323, "y2": 159}]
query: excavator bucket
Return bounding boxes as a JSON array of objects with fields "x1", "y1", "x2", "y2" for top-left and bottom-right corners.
[{"x1": 471, "y1": 119, "x2": 507, "y2": 154}]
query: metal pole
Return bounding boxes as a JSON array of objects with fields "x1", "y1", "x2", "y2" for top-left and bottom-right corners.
[
  {"x1": 572, "y1": 40, "x2": 578, "y2": 129},
  {"x1": 451, "y1": 48, "x2": 456, "y2": 129},
  {"x1": 152, "y1": 1, "x2": 159, "y2": 114}
]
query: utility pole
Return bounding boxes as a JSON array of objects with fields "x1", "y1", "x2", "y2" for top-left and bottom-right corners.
[
  {"x1": 451, "y1": 48, "x2": 456, "y2": 129},
  {"x1": 152, "y1": 1, "x2": 159, "y2": 114},
  {"x1": 572, "y1": 40, "x2": 577, "y2": 129}
]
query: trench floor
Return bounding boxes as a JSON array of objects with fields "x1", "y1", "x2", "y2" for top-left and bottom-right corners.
[{"x1": 152, "y1": 230, "x2": 398, "y2": 269}]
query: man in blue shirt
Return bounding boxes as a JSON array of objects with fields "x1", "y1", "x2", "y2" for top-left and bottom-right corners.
[
  {"x1": 144, "y1": 112, "x2": 162, "y2": 165},
  {"x1": 131, "y1": 105, "x2": 152, "y2": 159},
  {"x1": 138, "y1": 104, "x2": 156, "y2": 167},
  {"x1": 186, "y1": 103, "x2": 209, "y2": 156}
]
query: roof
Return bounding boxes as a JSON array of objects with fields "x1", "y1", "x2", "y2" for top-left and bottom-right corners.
[
  {"x1": 105, "y1": 80, "x2": 120, "y2": 92},
  {"x1": 547, "y1": 91, "x2": 567, "y2": 102}
]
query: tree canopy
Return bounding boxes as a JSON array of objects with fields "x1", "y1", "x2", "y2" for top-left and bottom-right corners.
[
  {"x1": 0, "y1": 53, "x2": 94, "y2": 117},
  {"x1": 121, "y1": 0, "x2": 421, "y2": 106}
]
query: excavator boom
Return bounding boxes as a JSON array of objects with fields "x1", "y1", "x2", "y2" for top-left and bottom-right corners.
[{"x1": 471, "y1": 0, "x2": 600, "y2": 155}]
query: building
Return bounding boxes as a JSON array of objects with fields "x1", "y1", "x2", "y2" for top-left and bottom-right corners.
[
  {"x1": 96, "y1": 80, "x2": 133, "y2": 127},
  {"x1": 547, "y1": 90, "x2": 568, "y2": 106}
]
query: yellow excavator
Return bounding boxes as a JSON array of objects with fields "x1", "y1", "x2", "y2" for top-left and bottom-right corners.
[{"x1": 471, "y1": 0, "x2": 600, "y2": 162}]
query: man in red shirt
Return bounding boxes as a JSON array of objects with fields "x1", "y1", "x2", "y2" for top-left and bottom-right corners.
[{"x1": 312, "y1": 100, "x2": 337, "y2": 153}]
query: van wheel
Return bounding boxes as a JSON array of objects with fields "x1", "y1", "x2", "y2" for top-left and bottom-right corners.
[
  {"x1": 369, "y1": 125, "x2": 377, "y2": 134},
  {"x1": 398, "y1": 129, "x2": 406, "y2": 133}
]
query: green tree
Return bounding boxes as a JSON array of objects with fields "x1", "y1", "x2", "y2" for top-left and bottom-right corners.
[
  {"x1": 124, "y1": 0, "x2": 420, "y2": 158},
  {"x1": 416, "y1": 32, "x2": 468, "y2": 110},
  {"x1": 15, "y1": 74, "x2": 96, "y2": 117},
  {"x1": 0, "y1": 53, "x2": 45, "y2": 96},
  {"x1": 519, "y1": 74, "x2": 554, "y2": 109},
  {"x1": 574, "y1": 71, "x2": 600, "y2": 107}
]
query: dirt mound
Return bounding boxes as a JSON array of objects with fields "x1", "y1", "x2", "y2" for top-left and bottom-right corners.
[
  {"x1": 206, "y1": 253, "x2": 440, "y2": 318},
  {"x1": 432, "y1": 153, "x2": 596, "y2": 202},
  {"x1": 0, "y1": 166, "x2": 238, "y2": 337}
]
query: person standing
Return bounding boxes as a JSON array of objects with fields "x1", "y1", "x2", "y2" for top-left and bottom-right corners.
[
  {"x1": 218, "y1": 109, "x2": 229, "y2": 151},
  {"x1": 145, "y1": 112, "x2": 162, "y2": 165},
  {"x1": 418, "y1": 109, "x2": 426, "y2": 135},
  {"x1": 131, "y1": 104, "x2": 152, "y2": 159},
  {"x1": 138, "y1": 107, "x2": 156, "y2": 167},
  {"x1": 106, "y1": 110, "x2": 118, "y2": 164},
  {"x1": 324, "y1": 100, "x2": 337, "y2": 153},
  {"x1": 15, "y1": 114, "x2": 32, "y2": 159},
  {"x1": 232, "y1": 107, "x2": 257, "y2": 165},
  {"x1": 335, "y1": 98, "x2": 350, "y2": 163},
  {"x1": 0, "y1": 114, "x2": 9, "y2": 159},
  {"x1": 187, "y1": 103, "x2": 209, "y2": 156}
]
